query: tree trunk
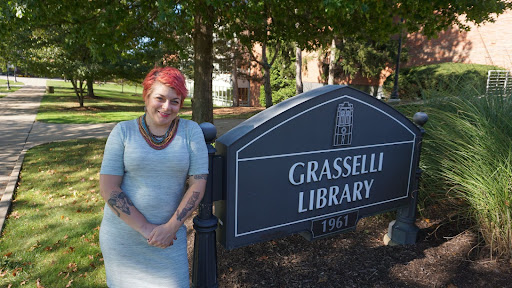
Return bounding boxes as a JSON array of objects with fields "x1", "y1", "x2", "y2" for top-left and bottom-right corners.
[
  {"x1": 231, "y1": 56, "x2": 239, "y2": 107},
  {"x1": 262, "y1": 42, "x2": 273, "y2": 108},
  {"x1": 6, "y1": 64, "x2": 10, "y2": 90},
  {"x1": 79, "y1": 80, "x2": 85, "y2": 107},
  {"x1": 296, "y1": 45, "x2": 303, "y2": 94},
  {"x1": 328, "y1": 38, "x2": 336, "y2": 85},
  {"x1": 372, "y1": 85, "x2": 379, "y2": 98},
  {"x1": 192, "y1": 5, "x2": 214, "y2": 124},
  {"x1": 70, "y1": 79, "x2": 85, "y2": 107},
  {"x1": 70, "y1": 79, "x2": 78, "y2": 98},
  {"x1": 87, "y1": 78, "x2": 95, "y2": 97}
]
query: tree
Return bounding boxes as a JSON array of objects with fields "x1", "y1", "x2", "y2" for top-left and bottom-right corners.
[
  {"x1": 164, "y1": 0, "x2": 511, "y2": 115},
  {"x1": 4, "y1": 0, "x2": 510, "y2": 117},
  {"x1": 324, "y1": 37, "x2": 407, "y2": 97},
  {"x1": 259, "y1": 42, "x2": 297, "y2": 106},
  {"x1": 295, "y1": 45, "x2": 303, "y2": 94},
  {"x1": 156, "y1": 1, "x2": 225, "y2": 124},
  {"x1": 328, "y1": 39, "x2": 336, "y2": 85},
  {"x1": 191, "y1": 3, "x2": 215, "y2": 123},
  {"x1": 0, "y1": 2, "x2": 30, "y2": 85},
  {"x1": 319, "y1": 0, "x2": 511, "y2": 89},
  {"x1": 224, "y1": 0, "x2": 326, "y2": 108},
  {"x1": 2, "y1": 1, "x2": 172, "y2": 107}
]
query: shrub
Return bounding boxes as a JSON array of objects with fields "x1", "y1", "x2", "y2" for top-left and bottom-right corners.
[
  {"x1": 259, "y1": 78, "x2": 296, "y2": 107},
  {"x1": 418, "y1": 93, "x2": 512, "y2": 258},
  {"x1": 384, "y1": 63, "x2": 505, "y2": 100}
]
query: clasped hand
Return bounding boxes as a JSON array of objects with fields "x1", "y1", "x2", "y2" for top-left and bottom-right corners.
[{"x1": 140, "y1": 222, "x2": 179, "y2": 248}]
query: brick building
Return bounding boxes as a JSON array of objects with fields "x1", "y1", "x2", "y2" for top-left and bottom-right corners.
[
  {"x1": 406, "y1": 12, "x2": 512, "y2": 70},
  {"x1": 243, "y1": 12, "x2": 512, "y2": 106},
  {"x1": 299, "y1": 12, "x2": 512, "y2": 96}
]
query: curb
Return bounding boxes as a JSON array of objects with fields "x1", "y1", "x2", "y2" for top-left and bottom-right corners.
[{"x1": 0, "y1": 148, "x2": 27, "y2": 234}]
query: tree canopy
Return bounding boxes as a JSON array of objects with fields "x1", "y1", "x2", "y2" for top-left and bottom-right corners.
[
  {"x1": 2, "y1": 0, "x2": 511, "y2": 118},
  {"x1": 1, "y1": 1, "x2": 181, "y2": 106}
]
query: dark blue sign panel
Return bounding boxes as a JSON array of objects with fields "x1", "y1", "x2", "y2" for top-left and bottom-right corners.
[{"x1": 215, "y1": 86, "x2": 422, "y2": 249}]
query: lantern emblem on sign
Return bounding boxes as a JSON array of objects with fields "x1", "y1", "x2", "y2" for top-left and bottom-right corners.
[{"x1": 333, "y1": 102, "x2": 353, "y2": 146}]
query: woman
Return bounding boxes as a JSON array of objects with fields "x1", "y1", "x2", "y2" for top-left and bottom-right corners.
[{"x1": 99, "y1": 67, "x2": 208, "y2": 287}]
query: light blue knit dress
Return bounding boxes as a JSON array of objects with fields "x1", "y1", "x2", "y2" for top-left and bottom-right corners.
[{"x1": 99, "y1": 118, "x2": 208, "y2": 288}]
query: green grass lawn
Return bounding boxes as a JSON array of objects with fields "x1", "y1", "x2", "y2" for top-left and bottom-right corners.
[
  {"x1": 38, "y1": 82, "x2": 169, "y2": 124},
  {"x1": 0, "y1": 139, "x2": 107, "y2": 288},
  {"x1": 46, "y1": 80, "x2": 143, "y2": 95},
  {"x1": 0, "y1": 79, "x2": 24, "y2": 95},
  {"x1": 38, "y1": 81, "x2": 259, "y2": 124}
]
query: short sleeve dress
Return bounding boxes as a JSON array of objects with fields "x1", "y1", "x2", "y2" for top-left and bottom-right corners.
[{"x1": 99, "y1": 118, "x2": 208, "y2": 288}]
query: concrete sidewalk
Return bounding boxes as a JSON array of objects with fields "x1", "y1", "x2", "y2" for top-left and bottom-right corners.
[
  {"x1": 1, "y1": 86, "x2": 45, "y2": 232},
  {"x1": 0, "y1": 85, "x2": 120, "y2": 231},
  {"x1": 0, "y1": 86, "x2": 45, "y2": 195},
  {"x1": 0, "y1": 82, "x2": 245, "y2": 232}
]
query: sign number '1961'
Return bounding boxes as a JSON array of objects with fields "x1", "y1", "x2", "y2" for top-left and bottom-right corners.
[{"x1": 311, "y1": 211, "x2": 359, "y2": 238}]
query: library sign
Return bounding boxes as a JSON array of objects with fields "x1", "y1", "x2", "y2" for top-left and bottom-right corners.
[{"x1": 214, "y1": 86, "x2": 424, "y2": 250}]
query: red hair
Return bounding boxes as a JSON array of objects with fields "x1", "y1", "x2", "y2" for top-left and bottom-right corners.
[{"x1": 142, "y1": 67, "x2": 188, "y2": 108}]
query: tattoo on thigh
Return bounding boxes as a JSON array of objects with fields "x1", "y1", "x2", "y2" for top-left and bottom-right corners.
[
  {"x1": 193, "y1": 174, "x2": 208, "y2": 181},
  {"x1": 107, "y1": 191, "x2": 134, "y2": 217},
  {"x1": 176, "y1": 191, "x2": 200, "y2": 221}
]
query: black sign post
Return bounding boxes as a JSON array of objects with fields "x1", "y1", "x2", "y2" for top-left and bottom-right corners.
[
  {"x1": 385, "y1": 112, "x2": 428, "y2": 245},
  {"x1": 192, "y1": 122, "x2": 219, "y2": 288},
  {"x1": 213, "y1": 85, "x2": 426, "y2": 249}
]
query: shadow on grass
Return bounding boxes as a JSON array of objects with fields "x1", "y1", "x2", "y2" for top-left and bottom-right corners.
[{"x1": 1, "y1": 139, "x2": 107, "y2": 287}]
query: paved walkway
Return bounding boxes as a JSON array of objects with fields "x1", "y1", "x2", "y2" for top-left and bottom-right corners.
[{"x1": 0, "y1": 77, "x2": 244, "y2": 232}]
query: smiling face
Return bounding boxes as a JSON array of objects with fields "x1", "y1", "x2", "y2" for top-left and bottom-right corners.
[{"x1": 144, "y1": 81, "x2": 181, "y2": 134}]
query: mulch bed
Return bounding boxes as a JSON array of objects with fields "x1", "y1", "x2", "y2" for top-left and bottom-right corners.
[{"x1": 186, "y1": 211, "x2": 512, "y2": 287}]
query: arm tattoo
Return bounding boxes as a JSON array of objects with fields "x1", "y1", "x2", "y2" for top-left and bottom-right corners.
[
  {"x1": 176, "y1": 191, "x2": 200, "y2": 221},
  {"x1": 107, "y1": 191, "x2": 134, "y2": 217},
  {"x1": 193, "y1": 174, "x2": 208, "y2": 180}
]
